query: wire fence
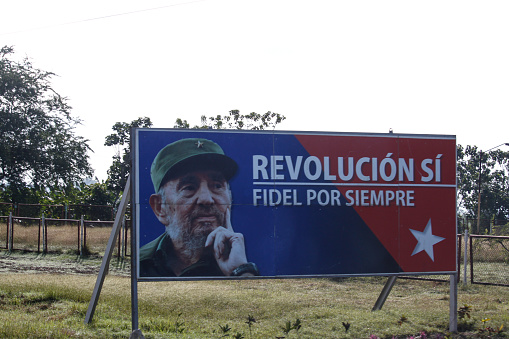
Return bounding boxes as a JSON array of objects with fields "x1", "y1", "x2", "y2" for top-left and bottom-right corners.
[
  {"x1": 1, "y1": 211, "x2": 508, "y2": 286},
  {"x1": 0, "y1": 202, "x2": 114, "y2": 221},
  {"x1": 406, "y1": 232, "x2": 508, "y2": 287},
  {"x1": 0, "y1": 214, "x2": 131, "y2": 258},
  {"x1": 468, "y1": 234, "x2": 509, "y2": 286}
]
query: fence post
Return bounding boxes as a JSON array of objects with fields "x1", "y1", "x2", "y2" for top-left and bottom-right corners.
[
  {"x1": 7, "y1": 212, "x2": 13, "y2": 251},
  {"x1": 117, "y1": 218, "x2": 122, "y2": 258},
  {"x1": 125, "y1": 219, "x2": 129, "y2": 257},
  {"x1": 119, "y1": 216, "x2": 125, "y2": 259},
  {"x1": 84, "y1": 218, "x2": 87, "y2": 252},
  {"x1": 80, "y1": 215, "x2": 84, "y2": 257},
  {"x1": 42, "y1": 213, "x2": 47, "y2": 253},
  {"x1": 38, "y1": 218, "x2": 41, "y2": 253},
  {"x1": 469, "y1": 235, "x2": 474, "y2": 284},
  {"x1": 463, "y1": 229, "x2": 468, "y2": 284}
]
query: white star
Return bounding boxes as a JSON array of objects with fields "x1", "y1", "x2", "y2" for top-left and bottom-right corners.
[
  {"x1": 196, "y1": 140, "x2": 204, "y2": 148},
  {"x1": 409, "y1": 219, "x2": 445, "y2": 262}
]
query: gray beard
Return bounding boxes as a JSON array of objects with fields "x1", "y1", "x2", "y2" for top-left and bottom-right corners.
[
  {"x1": 165, "y1": 222, "x2": 209, "y2": 259},
  {"x1": 164, "y1": 205, "x2": 224, "y2": 260}
]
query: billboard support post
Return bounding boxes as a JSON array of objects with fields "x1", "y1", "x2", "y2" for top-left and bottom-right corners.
[
  {"x1": 372, "y1": 276, "x2": 397, "y2": 311},
  {"x1": 449, "y1": 274, "x2": 458, "y2": 332},
  {"x1": 130, "y1": 168, "x2": 139, "y2": 331},
  {"x1": 84, "y1": 178, "x2": 131, "y2": 325}
]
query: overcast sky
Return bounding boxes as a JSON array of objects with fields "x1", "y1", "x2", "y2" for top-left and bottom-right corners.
[{"x1": 2, "y1": 0, "x2": 509, "y2": 181}]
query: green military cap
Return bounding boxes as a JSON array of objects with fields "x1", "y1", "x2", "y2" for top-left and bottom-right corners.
[{"x1": 150, "y1": 138, "x2": 238, "y2": 192}]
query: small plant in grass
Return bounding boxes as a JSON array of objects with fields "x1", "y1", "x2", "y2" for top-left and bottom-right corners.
[
  {"x1": 174, "y1": 312, "x2": 185, "y2": 337},
  {"x1": 293, "y1": 318, "x2": 302, "y2": 337},
  {"x1": 232, "y1": 332, "x2": 245, "y2": 339},
  {"x1": 458, "y1": 305, "x2": 475, "y2": 331},
  {"x1": 281, "y1": 320, "x2": 293, "y2": 336},
  {"x1": 245, "y1": 314, "x2": 256, "y2": 338},
  {"x1": 478, "y1": 317, "x2": 504, "y2": 337},
  {"x1": 342, "y1": 321, "x2": 351, "y2": 333},
  {"x1": 458, "y1": 304, "x2": 472, "y2": 320},
  {"x1": 218, "y1": 323, "x2": 232, "y2": 337},
  {"x1": 397, "y1": 315, "x2": 408, "y2": 326},
  {"x1": 280, "y1": 318, "x2": 303, "y2": 338}
]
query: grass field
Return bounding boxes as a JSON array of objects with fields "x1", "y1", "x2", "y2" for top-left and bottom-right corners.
[
  {"x1": 0, "y1": 228, "x2": 507, "y2": 338},
  {"x1": 0, "y1": 252, "x2": 508, "y2": 339}
]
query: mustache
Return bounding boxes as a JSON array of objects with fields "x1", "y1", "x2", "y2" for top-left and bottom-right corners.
[{"x1": 188, "y1": 205, "x2": 224, "y2": 224}]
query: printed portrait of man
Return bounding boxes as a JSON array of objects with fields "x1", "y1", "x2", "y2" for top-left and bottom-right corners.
[{"x1": 139, "y1": 138, "x2": 259, "y2": 278}]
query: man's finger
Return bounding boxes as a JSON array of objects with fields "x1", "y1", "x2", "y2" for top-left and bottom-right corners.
[
  {"x1": 213, "y1": 231, "x2": 228, "y2": 258},
  {"x1": 205, "y1": 227, "x2": 221, "y2": 248},
  {"x1": 224, "y1": 207, "x2": 233, "y2": 231}
]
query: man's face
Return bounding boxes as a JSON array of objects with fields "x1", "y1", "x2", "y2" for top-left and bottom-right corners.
[{"x1": 159, "y1": 170, "x2": 232, "y2": 249}]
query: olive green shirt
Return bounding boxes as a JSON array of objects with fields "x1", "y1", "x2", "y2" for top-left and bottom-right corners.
[{"x1": 139, "y1": 233, "x2": 224, "y2": 277}]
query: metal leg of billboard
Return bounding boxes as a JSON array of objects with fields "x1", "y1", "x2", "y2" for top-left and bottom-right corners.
[
  {"x1": 373, "y1": 274, "x2": 458, "y2": 333},
  {"x1": 84, "y1": 178, "x2": 131, "y2": 325},
  {"x1": 372, "y1": 276, "x2": 397, "y2": 311},
  {"x1": 449, "y1": 273, "x2": 458, "y2": 332}
]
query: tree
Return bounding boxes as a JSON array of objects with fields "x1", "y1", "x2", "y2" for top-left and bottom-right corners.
[
  {"x1": 174, "y1": 109, "x2": 285, "y2": 130},
  {"x1": 0, "y1": 46, "x2": 92, "y2": 203},
  {"x1": 457, "y1": 144, "x2": 509, "y2": 232},
  {"x1": 104, "y1": 117, "x2": 153, "y2": 194}
]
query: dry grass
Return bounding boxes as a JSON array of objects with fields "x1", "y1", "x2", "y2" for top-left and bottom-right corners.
[{"x1": 0, "y1": 222, "x2": 129, "y2": 255}]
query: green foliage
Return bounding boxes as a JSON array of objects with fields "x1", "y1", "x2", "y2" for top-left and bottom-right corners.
[
  {"x1": 174, "y1": 109, "x2": 285, "y2": 130},
  {"x1": 104, "y1": 117, "x2": 152, "y2": 194},
  {"x1": 36, "y1": 181, "x2": 116, "y2": 219},
  {"x1": 457, "y1": 144, "x2": 509, "y2": 232},
  {"x1": 0, "y1": 46, "x2": 92, "y2": 203},
  {"x1": 458, "y1": 304, "x2": 472, "y2": 320}
]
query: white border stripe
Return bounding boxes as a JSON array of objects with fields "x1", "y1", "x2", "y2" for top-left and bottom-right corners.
[{"x1": 253, "y1": 182, "x2": 456, "y2": 188}]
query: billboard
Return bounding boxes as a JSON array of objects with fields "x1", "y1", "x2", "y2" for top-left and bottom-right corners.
[{"x1": 133, "y1": 129, "x2": 456, "y2": 280}]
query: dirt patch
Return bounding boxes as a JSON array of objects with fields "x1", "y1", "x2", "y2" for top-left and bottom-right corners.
[{"x1": 0, "y1": 251, "x2": 130, "y2": 276}]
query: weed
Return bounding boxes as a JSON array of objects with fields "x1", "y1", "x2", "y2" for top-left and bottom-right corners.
[
  {"x1": 478, "y1": 318, "x2": 504, "y2": 338},
  {"x1": 397, "y1": 315, "x2": 409, "y2": 326},
  {"x1": 245, "y1": 314, "x2": 256, "y2": 338},
  {"x1": 280, "y1": 318, "x2": 303, "y2": 338},
  {"x1": 219, "y1": 323, "x2": 232, "y2": 337},
  {"x1": 342, "y1": 321, "x2": 351, "y2": 333},
  {"x1": 281, "y1": 320, "x2": 293, "y2": 336},
  {"x1": 457, "y1": 304, "x2": 476, "y2": 332},
  {"x1": 293, "y1": 318, "x2": 302, "y2": 336},
  {"x1": 458, "y1": 304, "x2": 472, "y2": 320},
  {"x1": 173, "y1": 312, "x2": 185, "y2": 337}
]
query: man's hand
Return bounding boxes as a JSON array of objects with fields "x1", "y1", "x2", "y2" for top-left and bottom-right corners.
[{"x1": 204, "y1": 208, "x2": 248, "y2": 276}]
